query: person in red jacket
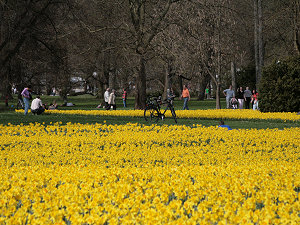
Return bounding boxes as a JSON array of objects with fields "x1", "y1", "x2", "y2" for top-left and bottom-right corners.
[
  {"x1": 251, "y1": 90, "x2": 259, "y2": 110},
  {"x1": 122, "y1": 88, "x2": 127, "y2": 108}
]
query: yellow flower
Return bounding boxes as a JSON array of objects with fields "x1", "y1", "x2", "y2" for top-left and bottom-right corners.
[{"x1": 0, "y1": 122, "x2": 299, "y2": 224}]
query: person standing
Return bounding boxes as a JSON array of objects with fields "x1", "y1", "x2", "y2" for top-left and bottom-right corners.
[
  {"x1": 181, "y1": 85, "x2": 190, "y2": 110},
  {"x1": 244, "y1": 87, "x2": 252, "y2": 109},
  {"x1": 205, "y1": 86, "x2": 210, "y2": 99},
  {"x1": 21, "y1": 85, "x2": 32, "y2": 115},
  {"x1": 104, "y1": 88, "x2": 110, "y2": 109},
  {"x1": 223, "y1": 85, "x2": 235, "y2": 109},
  {"x1": 51, "y1": 87, "x2": 56, "y2": 96},
  {"x1": 252, "y1": 90, "x2": 259, "y2": 110},
  {"x1": 107, "y1": 89, "x2": 116, "y2": 110},
  {"x1": 236, "y1": 87, "x2": 244, "y2": 109},
  {"x1": 122, "y1": 88, "x2": 127, "y2": 108},
  {"x1": 31, "y1": 96, "x2": 45, "y2": 115},
  {"x1": 167, "y1": 88, "x2": 175, "y2": 105}
]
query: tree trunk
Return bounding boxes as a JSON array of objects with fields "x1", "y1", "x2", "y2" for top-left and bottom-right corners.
[
  {"x1": 135, "y1": 54, "x2": 147, "y2": 109},
  {"x1": 254, "y1": 0, "x2": 259, "y2": 88},
  {"x1": 163, "y1": 67, "x2": 169, "y2": 100},
  {"x1": 294, "y1": 1, "x2": 300, "y2": 55},
  {"x1": 1, "y1": 73, "x2": 12, "y2": 100},
  {"x1": 254, "y1": 0, "x2": 264, "y2": 89},
  {"x1": 206, "y1": 72, "x2": 221, "y2": 109},
  {"x1": 108, "y1": 69, "x2": 116, "y2": 90},
  {"x1": 163, "y1": 60, "x2": 175, "y2": 99},
  {"x1": 231, "y1": 62, "x2": 236, "y2": 92},
  {"x1": 179, "y1": 75, "x2": 183, "y2": 93},
  {"x1": 202, "y1": 60, "x2": 221, "y2": 109},
  {"x1": 258, "y1": 0, "x2": 264, "y2": 86},
  {"x1": 294, "y1": 29, "x2": 300, "y2": 55},
  {"x1": 197, "y1": 73, "x2": 210, "y2": 101},
  {"x1": 215, "y1": 83, "x2": 221, "y2": 109}
]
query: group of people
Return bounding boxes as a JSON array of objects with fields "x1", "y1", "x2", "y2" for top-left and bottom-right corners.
[
  {"x1": 98, "y1": 88, "x2": 127, "y2": 110},
  {"x1": 223, "y1": 85, "x2": 259, "y2": 110},
  {"x1": 21, "y1": 85, "x2": 128, "y2": 114},
  {"x1": 19, "y1": 83, "x2": 260, "y2": 115},
  {"x1": 21, "y1": 85, "x2": 45, "y2": 115},
  {"x1": 21, "y1": 85, "x2": 58, "y2": 115},
  {"x1": 180, "y1": 84, "x2": 259, "y2": 110}
]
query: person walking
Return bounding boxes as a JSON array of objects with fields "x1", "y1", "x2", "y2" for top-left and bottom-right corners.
[
  {"x1": 244, "y1": 87, "x2": 252, "y2": 109},
  {"x1": 104, "y1": 88, "x2": 110, "y2": 109},
  {"x1": 21, "y1": 85, "x2": 32, "y2": 115},
  {"x1": 31, "y1": 96, "x2": 45, "y2": 115},
  {"x1": 236, "y1": 87, "x2": 244, "y2": 109},
  {"x1": 181, "y1": 85, "x2": 190, "y2": 110},
  {"x1": 107, "y1": 89, "x2": 116, "y2": 110},
  {"x1": 122, "y1": 88, "x2": 127, "y2": 108},
  {"x1": 223, "y1": 85, "x2": 235, "y2": 109}
]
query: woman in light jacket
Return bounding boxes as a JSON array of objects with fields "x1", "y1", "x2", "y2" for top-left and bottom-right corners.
[{"x1": 107, "y1": 89, "x2": 116, "y2": 110}]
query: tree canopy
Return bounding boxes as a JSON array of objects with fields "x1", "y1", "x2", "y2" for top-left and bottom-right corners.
[{"x1": 1, "y1": 0, "x2": 299, "y2": 109}]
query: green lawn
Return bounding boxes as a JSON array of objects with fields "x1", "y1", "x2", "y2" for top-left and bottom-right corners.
[
  {"x1": 0, "y1": 94, "x2": 299, "y2": 129},
  {"x1": 1, "y1": 94, "x2": 226, "y2": 111}
]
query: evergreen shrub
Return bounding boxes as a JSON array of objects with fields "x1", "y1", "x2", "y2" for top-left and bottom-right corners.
[{"x1": 259, "y1": 56, "x2": 300, "y2": 112}]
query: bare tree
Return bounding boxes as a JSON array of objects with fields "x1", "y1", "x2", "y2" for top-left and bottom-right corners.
[
  {"x1": 294, "y1": 0, "x2": 300, "y2": 54},
  {"x1": 126, "y1": 0, "x2": 180, "y2": 109},
  {"x1": 264, "y1": 0, "x2": 300, "y2": 57},
  {"x1": 173, "y1": 0, "x2": 244, "y2": 108},
  {"x1": 0, "y1": 0, "x2": 73, "y2": 98},
  {"x1": 1, "y1": 0, "x2": 298, "y2": 103}
]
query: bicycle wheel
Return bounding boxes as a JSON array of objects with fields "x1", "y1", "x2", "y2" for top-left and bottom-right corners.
[
  {"x1": 144, "y1": 107, "x2": 160, "y2": 122},
  {"x1": 170, "y1": 106, "x2": 177, "y2": 123}
]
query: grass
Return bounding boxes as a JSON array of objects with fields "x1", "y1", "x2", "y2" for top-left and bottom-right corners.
[
  {"x1": 1, "y1": 94, "x2": 225, "y2": 111},
  {"x1": 0, "y1": 112, "x2": 298, "y2": 129},
  {"x1": 0, "y1": 94, "x2": 299, "y2": 129}
]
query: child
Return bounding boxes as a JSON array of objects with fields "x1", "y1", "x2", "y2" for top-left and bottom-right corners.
[
  {"x1": 230, "y1": 97, "x2": 238, "y2": 109},
  {"x1": 218, "y1": 120, "x2": 232, "y2": 130},
  {"x1": 48, "y1": 100, "x2": 58, "y2": 110}
]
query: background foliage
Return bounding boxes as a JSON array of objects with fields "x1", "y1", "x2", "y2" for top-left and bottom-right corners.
[
  {"x1": 259, "y1": 56, "x2": 300, "y2": 112},
  {"x1": 1, "y1": 0, "x2": 299, "y2": 109}
]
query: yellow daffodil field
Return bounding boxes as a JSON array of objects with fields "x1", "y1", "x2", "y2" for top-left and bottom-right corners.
[
  {"x1": 0, "y1": 120, "x2": 299, "y2": 224},
  {"x1": 15, "y1": 109, "x2": 300, "y2": 122}
]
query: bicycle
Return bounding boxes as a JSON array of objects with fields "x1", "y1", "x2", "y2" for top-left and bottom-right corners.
[{"x1": 144, "y1": 96, "x2": 177, "y2": 123}]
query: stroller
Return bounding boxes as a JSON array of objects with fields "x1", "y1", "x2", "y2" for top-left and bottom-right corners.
[{"x1": 230, "y1": 97, "x2": 238, "y2": 109}]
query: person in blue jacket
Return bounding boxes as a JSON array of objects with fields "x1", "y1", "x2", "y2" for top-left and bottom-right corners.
[{"x1": 218, "y1": 120, "x2": 232, "y2": 130}]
